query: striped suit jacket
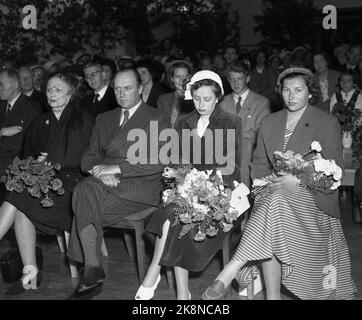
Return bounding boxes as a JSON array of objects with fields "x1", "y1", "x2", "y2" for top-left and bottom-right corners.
[
  {"x1": 81, "y1": 103, "x2": 166, "y2": 206},
  {"x1": 252, "y1": 105, "x2": 343, "y2": 218}
]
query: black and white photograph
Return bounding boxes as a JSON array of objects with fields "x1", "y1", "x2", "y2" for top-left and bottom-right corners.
[{"x1": 0, "y1": 0, "x2": 361, "y2": 303}]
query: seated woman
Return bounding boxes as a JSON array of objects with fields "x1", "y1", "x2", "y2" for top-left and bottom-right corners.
[
  {"x1": 330, "y1": 69, "x2": 362, "y2": 112},
  {"x1": 135, "y1": 70, "x2": 242, "y2": 300},
  {"x1": 203, "y1": 67, "x2": 356, "y2": 300},
  {"x1": 0, "y1": 73, "x2": 94, "y2": 295}
]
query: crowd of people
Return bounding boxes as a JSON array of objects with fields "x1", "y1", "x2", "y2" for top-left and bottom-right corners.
[{"x1": 0, "y1": 39, "x2": 360, "y2": 300}]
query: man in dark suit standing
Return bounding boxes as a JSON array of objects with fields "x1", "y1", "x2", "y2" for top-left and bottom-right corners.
[
  {"x1": 80, "y1": 62, "x2": 118, "y2": 117},
  {"x1": 68, "y1": 68, "x2": 165, "y2": 297},
  {"x1": 0, "y1": 68, "x2": 42, "y2": 179},
  {"x1": 19, "y1": 66, "x2": 48, "y2": 113},
  {"x1": 219, "y1": 60, "x2": 270, "y2": 187}
]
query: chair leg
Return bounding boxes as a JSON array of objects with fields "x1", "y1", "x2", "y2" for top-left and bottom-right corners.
[
  {"x1": 134, "y1": 222, "x2": 146, "y2": 284},
  {"x1": 64, "y1": 231, "x2": 78, "y2": 278},
  {"x1": 101, "y1": 238, "x2": 108, "y2": 257},
  {"x1": 123, "y1": 231, "x2": 135, "y2": 259},
  {"x1": 222, "y1": 232, "x2": 231, "y2": 267},
  {"x1": 56, "y1": 232, "x2": 66, "y2": 254}
]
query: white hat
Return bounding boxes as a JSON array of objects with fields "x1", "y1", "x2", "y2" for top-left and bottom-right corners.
[{"x1": 184, "y1": 70, "x2": 224, "y2": 100}]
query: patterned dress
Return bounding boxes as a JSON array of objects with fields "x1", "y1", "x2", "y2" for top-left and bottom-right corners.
[{"x1": 233, "y1": 129, "x2": 356, "y2": 300}]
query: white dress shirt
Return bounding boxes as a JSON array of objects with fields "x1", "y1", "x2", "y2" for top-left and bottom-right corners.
[
  {"x1": 119, "y1": 100, "x2": 142, "y2": 126},
  {"x1": 233, "y1": 89, "x2": 250, "y2": 109},
  {"x1": 196, "y1": 115, "x2": 210, "y2": 137},
  {"x1": 95, "y1": 85, "x2": 108, "y2": 101}
]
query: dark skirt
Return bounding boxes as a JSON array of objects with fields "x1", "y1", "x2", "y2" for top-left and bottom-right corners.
[
  {"x1": 3, "y1": 170, "x2": 83, "y2": 235},
  {"x1": 146, "y1": 204, "x2": 227, "y2": 272}
]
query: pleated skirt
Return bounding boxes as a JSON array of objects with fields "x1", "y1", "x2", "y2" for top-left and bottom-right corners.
[{"x1": 233, "y1": 186, "x2": 357, "y2": 300}]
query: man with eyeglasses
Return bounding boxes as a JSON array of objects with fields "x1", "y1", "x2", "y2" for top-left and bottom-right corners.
[
  {"x1": 80, "y1": 61, "x2": 117, "y2": 117},
  {"x1": 219, "y1": 60, "x2": 270, "y2": 187}
]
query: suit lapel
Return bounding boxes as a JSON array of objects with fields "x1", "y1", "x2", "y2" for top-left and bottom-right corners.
[
  {"x1": 107, "y1": 103, "x2": 150, "y2": 153},
  {"x1": 239, "y1": 91, "x2": 253, "y2": 119},
  {"x1": 285, "y1": 106, "x2": 318, "y2": 155}
]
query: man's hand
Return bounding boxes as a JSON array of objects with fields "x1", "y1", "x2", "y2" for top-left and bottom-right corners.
[
  {"x1": 0, "y1": 126, "x2": 22, "y2": 137},
  {"x1": 99, "y1": 174, "x2": 120, "y2": 187},
  {"x1": 91, "y1": 165, "x2": 121, "y2": 178}
]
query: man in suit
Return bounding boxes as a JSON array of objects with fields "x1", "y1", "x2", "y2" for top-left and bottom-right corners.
[
  {"x1": 0, "y1": 68, "x2": 42, "y2": 181},
  {"x1": 219, "y1": 60, "x2": 270, "y2": 187},
  {"x1": 80, "y1": 62, "x2": 118, "y2": 117},
  {"x1": 18, "y1": 66, "x2": 48, "y2": 113},
  {"x1": 68, "y1": 68, "x2": 165, "y2": 297}
]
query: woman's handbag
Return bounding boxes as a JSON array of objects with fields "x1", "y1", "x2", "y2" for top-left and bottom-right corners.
[{"x1": 0, "y1": 246, "x2": 43, "y2": 284}]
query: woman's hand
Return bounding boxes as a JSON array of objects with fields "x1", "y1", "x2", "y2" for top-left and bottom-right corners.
[
  {"x1": 37, "y1": 152, "x2": 48, "y2": 162},
  {"x1": 272, "y1": 174, "x2": 300, "y2": 195}
]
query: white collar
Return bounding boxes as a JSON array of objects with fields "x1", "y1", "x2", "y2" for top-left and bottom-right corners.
[
  {"x1": 256, "y1": 66, "x2": 264, "y2": 73},
  {"x1": 341, "y1": 89, "x2": 356, "y2": 98},
  {"x1": 95, "y1": 85, "x2": 108, "y2": 100},
  {"x1": 8, "y1": 92, "x2": 21, "y2": 107},
  {"x1": 24, "y1": 89, "x2": 34, "y2": 97},
  {"x1": 119, "y1": 100, "x2": 142, "y2": 125},
  {"x1": 233, "y1": 89, "x2": 249, "y2": 103}
]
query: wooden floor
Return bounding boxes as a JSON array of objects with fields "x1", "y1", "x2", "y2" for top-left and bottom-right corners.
[{"x1": 0, "y1": 193, "x2": 361, "y2": 300}]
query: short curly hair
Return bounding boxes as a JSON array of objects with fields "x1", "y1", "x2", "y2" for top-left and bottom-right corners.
[{"x1": 279, "y1": 72, "x2": 320, "y2": 106}]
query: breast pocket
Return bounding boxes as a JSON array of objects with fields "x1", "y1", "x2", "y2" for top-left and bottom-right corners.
[{"x1": 243, "y1": 115, "x2": 256, "y2": 133}]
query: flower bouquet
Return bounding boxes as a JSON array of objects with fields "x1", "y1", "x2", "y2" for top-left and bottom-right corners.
[
  {"x1": 162, "y1": 166, "x2": 250, "y2": 242},
  {"x1": 252, "y1": 141, "x2": 343, "y2": 198},
  {"x1": 331, "y1": 100, "x2": 362, "y2": 159},
  {"x1": 1, "y1": 156, "x2": 64, "y2": 208}
]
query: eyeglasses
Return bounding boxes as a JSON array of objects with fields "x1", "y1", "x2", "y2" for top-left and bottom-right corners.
[{"x1": 84, "y1": 71, "x2": 102, "y2": 80}]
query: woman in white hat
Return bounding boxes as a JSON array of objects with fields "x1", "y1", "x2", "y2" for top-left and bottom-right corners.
[{"x1": 135, "y1": 70, "x2": 242, "y2": 300}]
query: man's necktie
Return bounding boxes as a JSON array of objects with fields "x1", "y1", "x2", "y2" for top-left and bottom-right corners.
[
  {"x1": 120, "y1": 109, "x2": 129, "y2": 128},
  {"x1": 93, "y1": 93, "x2": 99, "y2": 103},
  {"x1": 5, "y1": 102, "x2": 11, "y2": 116},
  {"x1": 236, "y1": 96, "x2": 242, "y2": 114}
]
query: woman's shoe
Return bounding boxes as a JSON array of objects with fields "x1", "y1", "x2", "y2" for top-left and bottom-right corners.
[
  {"x1": 135, "y1": 274, "x2": 161, "y2": 300},
  {"x1": 6, "y1": 266, "x2": 41, "y2": 296},
  {"x1": 202, "y1": 280, "x2": 229, "y2": 300}
]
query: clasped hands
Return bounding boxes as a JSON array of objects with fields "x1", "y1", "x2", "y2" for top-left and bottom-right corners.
[
  {"x1": 271, "y1": 173, "x2": 300, "y2": 195},
  {"x1": 90, "y1": 165, "x2": 121, "y2": 187}
]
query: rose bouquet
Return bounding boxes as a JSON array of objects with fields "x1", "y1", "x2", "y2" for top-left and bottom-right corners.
[
  {"x1": 1, "y1": 156, "x2": 64, "y2": 207},
  {"x1": 162, "y1": 166, "x2": 250, "y2": 242},
  {"x1": 252, "y1": 141, "x2": 342, "y2": 197}
]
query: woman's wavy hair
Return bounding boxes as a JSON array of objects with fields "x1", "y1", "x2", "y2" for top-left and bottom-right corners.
[
  {"x1": 279, "y1": 71, "x2": 320, "y2": 106},
  {"x1": 190, "y1": 78, "x2": 224, "y2": 102},
  {"x1": 48, "y1": 72, "x2": 76, "y2": 100}
]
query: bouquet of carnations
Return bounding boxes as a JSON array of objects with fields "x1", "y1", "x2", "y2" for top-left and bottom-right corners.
[
  {"x1": 162, "y1": 166, "x2": 250, "y2": 242},
  {"x1": 1, "y1": 156, "x2": 64, "y2": 208},
  {"x1": 252, "y1": 141, "x2": 342, "y2": 198}
]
